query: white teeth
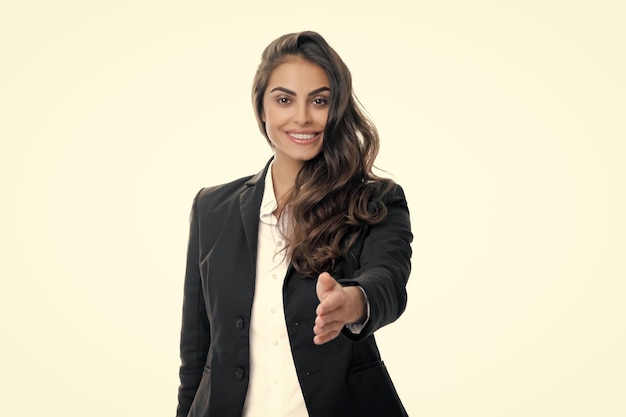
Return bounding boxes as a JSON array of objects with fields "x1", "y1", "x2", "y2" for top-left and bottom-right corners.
[{"x1": 289, "y1": 133, "x2": 316, "y2": 140}]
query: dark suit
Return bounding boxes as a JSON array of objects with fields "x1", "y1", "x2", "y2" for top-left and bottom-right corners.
[{"x1": 176, "y1": 160, "x2": 412, "y2": 417}]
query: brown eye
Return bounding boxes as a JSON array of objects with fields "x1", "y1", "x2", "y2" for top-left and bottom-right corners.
[
  {"x1": 313, "y1": 98, "x2": 328, "y2": 106},
  {"x1": 277, "y1": 97, "x2": 291, "y2": 105}
]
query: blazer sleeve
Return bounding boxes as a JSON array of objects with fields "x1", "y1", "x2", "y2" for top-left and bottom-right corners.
[
  {"x1": 339, "y1": 184, "x2": 413, "y2": 341},
  {"x1": 176, "y1": 190, "x2": 211, "y2": 417}
]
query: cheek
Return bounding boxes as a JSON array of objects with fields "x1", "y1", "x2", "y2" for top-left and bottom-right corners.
[
  {"x1": 264, "y1": 108, "x2": 288, "y2": 130},
  {"x1": 317, "y1": 110, "x2": 329, "y2": 127},
  {"x1": 263, "y1": 111, "x2": 283, "y2": 141}
]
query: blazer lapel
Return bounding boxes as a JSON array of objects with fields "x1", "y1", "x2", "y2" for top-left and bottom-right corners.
[{"x1": 239, "y1": 158, "x2": 272, "y2": 269}]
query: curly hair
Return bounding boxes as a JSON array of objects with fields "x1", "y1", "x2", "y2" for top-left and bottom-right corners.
[{"x1": 252, "y1": 31, "x2": 394, "y2": 277}]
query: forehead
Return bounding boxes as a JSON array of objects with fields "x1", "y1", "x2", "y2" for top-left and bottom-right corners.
[{"x1": 266, "y1": 56, "x2": 330, "y2": 92}]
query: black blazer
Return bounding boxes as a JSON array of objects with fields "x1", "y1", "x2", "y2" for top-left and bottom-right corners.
[{"x1": 176, "y1": 160, "x2": 412, "y2": 417}]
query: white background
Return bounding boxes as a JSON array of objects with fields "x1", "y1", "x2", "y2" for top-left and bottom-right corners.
[{"x1": 1, "y1": 1, "x2": 624, "y2": 416}]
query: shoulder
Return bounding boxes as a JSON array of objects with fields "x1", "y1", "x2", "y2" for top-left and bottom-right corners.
[
  {"x1": 195, "y1": 175, "x2": 253, "y2": 208},
  {"x1": 385, "y1": 182, "x2": 407, "y2": 203},
  {"x1": 366, "y1": 180, "x2": 408, "y2": 208},
  {"x1": 192, "y1": 159, "x2": 271, "y2": 212}
]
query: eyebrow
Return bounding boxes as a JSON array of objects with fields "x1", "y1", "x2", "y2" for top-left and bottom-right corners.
[{"x1": 269, "y1": 86, "x2": 330, "y2": 96}]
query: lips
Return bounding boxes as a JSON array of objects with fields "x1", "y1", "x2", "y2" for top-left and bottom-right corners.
[
  {"x1": 285, "y1": 131, "x2": 320, "y2": 144},
  {"x1": 289, "y1": 132, "x2": 317, "y2": 140}
]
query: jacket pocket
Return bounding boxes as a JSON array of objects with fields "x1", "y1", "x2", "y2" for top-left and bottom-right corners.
[{"x1": 347, "y1": 361, "x2": 408, "y2": 417}]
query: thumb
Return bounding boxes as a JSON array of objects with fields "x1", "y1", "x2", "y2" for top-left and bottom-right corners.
[{"x1": 316, "y1": 272, "x2": 337, "y2": 301}]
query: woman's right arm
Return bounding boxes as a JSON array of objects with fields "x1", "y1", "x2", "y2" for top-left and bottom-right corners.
[{"x1": 176, "y1": 191, "x2": 211, "y2": 417}]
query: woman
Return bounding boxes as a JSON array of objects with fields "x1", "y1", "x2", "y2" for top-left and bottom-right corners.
[{"x1": 176, "y1": 31, "x2": 412, "y2": 417}]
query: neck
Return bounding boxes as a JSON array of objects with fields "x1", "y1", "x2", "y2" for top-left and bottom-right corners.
[{"x1": 270, "y1": 158, "x2": 302, "y2": 215}]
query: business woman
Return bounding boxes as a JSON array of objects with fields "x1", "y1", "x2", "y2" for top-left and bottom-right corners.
[{"x1": 176, "y1": 31, "x2": 413, "y2": 417}]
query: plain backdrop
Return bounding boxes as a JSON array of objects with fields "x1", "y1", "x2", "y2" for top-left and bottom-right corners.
[{"x1": 1, "y1": 1, "x2": 624, "y2": 416}]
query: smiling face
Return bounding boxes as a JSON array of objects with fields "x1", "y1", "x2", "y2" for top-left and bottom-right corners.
[{"x1": 262, "y1": 56, "x2": 330, "y2": 174}]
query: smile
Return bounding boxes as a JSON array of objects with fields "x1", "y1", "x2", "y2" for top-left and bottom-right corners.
[
  {"x1": 287, "y1": 132, "x2": 317, "y2": 140},
  {"x1": 284, "y1": 131, "x2": 321, "y2": 145}
]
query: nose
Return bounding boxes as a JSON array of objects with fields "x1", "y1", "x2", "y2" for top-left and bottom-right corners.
[{"x1": 293, "y1": 102, "x2": 312, "y2": 125}]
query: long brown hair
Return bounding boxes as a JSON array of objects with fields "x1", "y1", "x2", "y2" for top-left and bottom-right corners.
[{"x1": 252, "y1": 31, "x2": 394, "y2": 277}]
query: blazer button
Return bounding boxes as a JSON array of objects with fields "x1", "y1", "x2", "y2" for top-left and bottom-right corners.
[
  {"x1": 234, "y1": 367, "x2": 245, "y2": 381},
  {"x1": 235, "y1": 318, "x2": 244, "y2": 331}
]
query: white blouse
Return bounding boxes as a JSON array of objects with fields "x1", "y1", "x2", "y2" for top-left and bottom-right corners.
[
  {"x1": 242, "y1": 162, "x2": 309, "y2": 417},
  {"x1": 242, "y1": 162, "x2": 369, "y2": 416}
]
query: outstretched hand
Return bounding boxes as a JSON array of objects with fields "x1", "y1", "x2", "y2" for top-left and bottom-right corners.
[{"x1": 313, "y1": 272, "x2": 366, "y2": 345}]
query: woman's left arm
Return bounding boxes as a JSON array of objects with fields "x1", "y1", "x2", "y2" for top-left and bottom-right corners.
[
  {"x1": 340, "y1": 184, "x2": 413, "y2": 339},
  {"x1": 314, "y1": 184, "x2": 413, "y2": 343}
]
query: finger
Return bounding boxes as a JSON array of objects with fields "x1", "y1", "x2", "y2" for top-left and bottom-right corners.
[
  {"x1": 316, "y1": 288, "x2": 349, "y2": 316},
  {"x1": 314, "y1": 316, "x2": 343, "y2": 334},
  {"x1": 316, "y1": 272, "x2": 337, "y2": 301},
  {"x1": 314, "y1": 318, "x2": 343, "y2": 337},
  {"x1": 313, "y1": 327, "x2": 342, "y2": 345}
]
